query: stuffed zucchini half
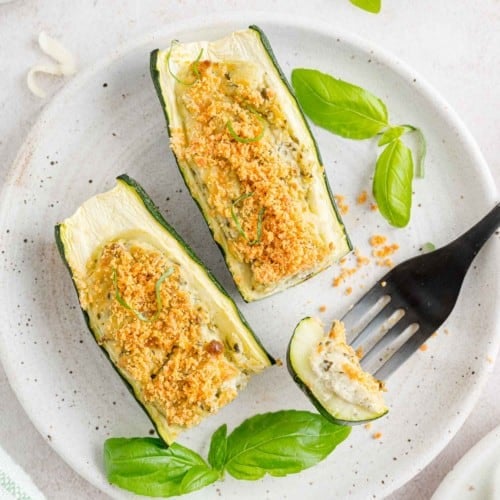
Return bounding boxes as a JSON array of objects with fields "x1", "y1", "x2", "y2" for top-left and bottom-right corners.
[
  {"x1": 150, "y1": 26, "x2": 351, "y2": 302},
  {"x1": 287, "y1": 317, "x2": 388, "y2": 424},
  {"x1": 55, "y1": 175, "x2": 273, "y2": 444}
]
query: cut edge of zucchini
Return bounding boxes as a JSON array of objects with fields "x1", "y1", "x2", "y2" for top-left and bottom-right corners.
[{"x1": 287, "y1": 317, "x2": 388, "y2": 425}]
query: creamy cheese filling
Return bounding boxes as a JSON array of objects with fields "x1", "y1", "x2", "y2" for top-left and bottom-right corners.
[
  {"x1": 80, "y1": 238, "x2": 249, "y2": 428},
  {"x1": 170, "y1": 59, "x2": 333, "y2": 290},
  {"x1": 310, "y1": 321, "x2": 386, "y2": 414}
]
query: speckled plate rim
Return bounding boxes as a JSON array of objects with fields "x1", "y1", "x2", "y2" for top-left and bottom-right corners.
[{"x1": 0, "y1": 10, "x2": 498, "y2": 499}]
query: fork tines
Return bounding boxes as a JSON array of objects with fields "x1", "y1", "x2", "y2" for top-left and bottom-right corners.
[{"x1": 341, "y1": 280, "x2": 431, "y2": 381}]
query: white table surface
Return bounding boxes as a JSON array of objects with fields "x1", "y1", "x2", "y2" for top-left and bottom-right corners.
[{"x1": 0, "y1": 1, "x2": 498, "y2": 499}]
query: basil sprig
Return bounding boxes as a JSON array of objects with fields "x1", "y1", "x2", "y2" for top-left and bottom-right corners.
[
  {"x1": 291, "y1": 68, "x2": 426, "y2": 228},
  {"x1": 349, "y1": 0, "x2": 381, "y2": 13},
  {"x1": 104, "y1": 410, "x2": 350, "y2": 497}
]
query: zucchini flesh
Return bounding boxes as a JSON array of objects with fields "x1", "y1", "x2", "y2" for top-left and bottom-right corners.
[
  {"x1": 55, "y1": 175, "x2": 273, "y2": 444},
  {"x1": 151, "y1": 26, "x2": 351, "y2": 302},
  {"x1": 287, "y1": 317, "x2": 388, "y2": 424}
]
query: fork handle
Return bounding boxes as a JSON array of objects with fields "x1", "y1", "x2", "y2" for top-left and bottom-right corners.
[{"x1": 450, "y1": 202, "x2": 500, "y2": 265}]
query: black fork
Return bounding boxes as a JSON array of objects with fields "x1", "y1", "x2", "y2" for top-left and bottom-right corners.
[{"x1": 341, "y1": 202, "x2": 500, "y2": 381}]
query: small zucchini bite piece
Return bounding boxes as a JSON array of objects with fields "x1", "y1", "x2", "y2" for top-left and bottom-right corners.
[
  {"x1": 150, "y1": 26, "x2": 351, "y2": 302},
  {"x1": 55, "y1": 175, "x2": 273, "y2": 444},
  {"x1": 287, "y1": 317, "x2": 388, "y2": 424}
]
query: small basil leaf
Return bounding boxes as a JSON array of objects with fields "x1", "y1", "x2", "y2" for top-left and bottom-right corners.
[
  {"x1": 378, "y1": 125, "x2": 413, "y2": 146},
  {"x1": 380, "y1": 125, "x2": 426, "y2": 178},
  {"x1": 422, "y1": 242, "x2": 436, "y2": 253},
  {"x1": 350, "y1": 0, "x2": 381, "y2": 13},
  {"x1": 224, "y1": 410, "x2": 351, "y2": 480},
  {"x1": 104, "y1": 438, "x2": 212, "y2": 497},
  {"x1": 291, "y1": 68, "x2": 388, "y2": 139},
  {"x1": 373, "y1": 139, "x2": 414, "y2": 227},
  {"x1": 208, "y1": 424, "x2": 227, "y2": 472}
]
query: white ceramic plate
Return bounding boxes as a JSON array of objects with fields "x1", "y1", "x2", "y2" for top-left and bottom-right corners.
[
  {"x1": 431, "y1": 424, "x2": 500, "y2": 499},
  {"x1": 0, "y1": 12, "x2": 498, "y2": 500}
]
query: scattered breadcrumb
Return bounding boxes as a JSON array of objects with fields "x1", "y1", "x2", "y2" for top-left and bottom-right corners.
[
  {"x1": 356, "y1": 190, "x2": 368, "y2": 204},
  {"x1": 354, "y1": 248, "x2": 370, "y2": 267},
  {"x1": 355, "y1": 346, "x2": 363, "y2": 359},
  {"x1": 319, "y1": 305, "x2": 327, "y2": 313},
  {"x1": 275, "y1": 358, "x2": 283, "y2": 367},
  {"x1": 368, "y1": 235, "x2": 399, "y2": 267},
  {"x1": 334, "y1": 194, "x2": 349, "y2": 215},
  {"x1": 372, "y1": 243, "x2": 399, "y2": 259},
  {"x1": 364, "y1": 423, "x2": 372, "y2": 430},
  {"x1": 373, "y1": 432, "x2": 382, "y2": 440},
  {"x1": 370, "y1": 203, "x2": 378, "y2": 211},
  {"x1": 378, "y1": 258, "x2": 394, "y2": 268},
  {"x1": 333, "y1": 267, "x2": 357, "y2": 287},
  {"x1": 370, "y1": 235, "x2": 387, "y2": 247},
  {"x1": 419, "y1": 344, "x2": 428, "y2": 352},
  {"x1": 345, "y1": 287, "x2": 353, "y2": 296}
]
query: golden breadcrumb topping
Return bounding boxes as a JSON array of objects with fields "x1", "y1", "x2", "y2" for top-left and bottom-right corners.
[
  {"x1": 170, "y1": 59, "x2": 331, "y2": 288},
  {"x1": 82, "y1": 239, "x2": 246, "y2": 428}
]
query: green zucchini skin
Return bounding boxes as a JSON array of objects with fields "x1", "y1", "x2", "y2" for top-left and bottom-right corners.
[
  {"x1": 287, "y1": 317, "x2": 388, "y2": 426},
  {"x1": 150, "y1": 49, "x2": 171, "y2": 136},
  {"x1": 55, "y1": 175, "x2": 274, "y2": 444},
  {"x1": 150, "y1": 26, "x2": 352, "y2": 302}
]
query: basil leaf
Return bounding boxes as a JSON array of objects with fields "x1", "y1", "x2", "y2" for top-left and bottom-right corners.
[
  {"x1": 378, "y1": 125, "x2": 413, "y2": 146},
  {"x1": 379, "y1": 125, "x2": 427, "y2": 179},
  {"x1": 291, "y1": 68, "x2": 388, "y2": 139},
  {"x1": 373, "y1": 139, "x2": 414, "y2": 227},
  {"x1": 104, "y1": 438, "x2": 217, "y2": 497},
  {"x1": 350, "y1": 0, "x2": 381, "y2": 13},
  {"x1": 224, "y1": 410, "x2": 351, "y2": 480},
  {"x1": 208, "y1": 424, "x2": 227, "y2": 472}
]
